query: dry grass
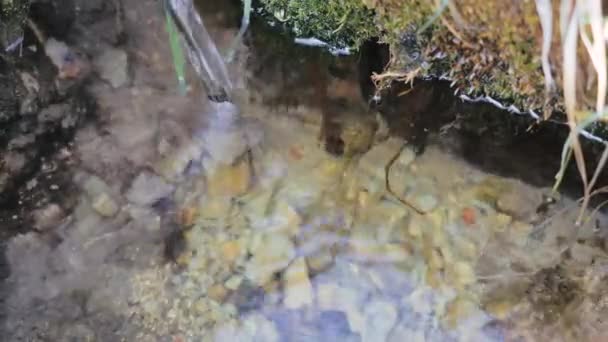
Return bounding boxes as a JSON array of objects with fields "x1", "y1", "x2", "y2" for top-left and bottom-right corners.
[{"x1": 548, "y1": 0, "x2": 608, "y2": 224}]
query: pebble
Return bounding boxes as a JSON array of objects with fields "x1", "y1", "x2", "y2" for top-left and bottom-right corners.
[
  {"x1": 32, "y1": 203, "x2": 65, "y2": 231},
  {"x1": 207, "y1": 284, "x2": 228, "y2": 303},
  {"x1": 94, "y1": 48, "x2": 129, "y2": 88},
  {"x1": 283, "y1": 257, "x2": 314, "y2": 309},
  {"x1": 207, "y1": 158, "x2": 252, "y2": 198},
  {"x1": 412, "y1": 193, "x2": 439, "y2": 213},
  {"x1": 306, "y1": 249, "x2": 334, "y2": 274},
  {"x1": 317, "y1": 283, "x2": 366, "y2": 334},
  {"x1": 91, "y1": 192, "x2": 119, "y2": 217},
  {"x1": 245, "y1": 233, "x2": 296, "y2": 286},
  {"x1": 225, "y1": 275, "x2": 244, "y2": 291},
  {"x1": 126, "y1": 171, "x2": 174, "y2": 206},
  {"x1": 221, "y1": 240, "x2": 242, "y2": 264},
  {"x1": 362, "y1": 299, "x2": 398, "y2": 342},
  {"x1": 348, "y1": 241, "x2": 410, "y2": 263},
  {"x1": 358, "y1": 137, "x2": 406, "y2": 181}
]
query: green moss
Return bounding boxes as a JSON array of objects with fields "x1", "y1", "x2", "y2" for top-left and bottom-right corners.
[
  {"x1": 0, "y1": 0, "x2": 30, "y2": 51},
  {"x1": 258, "y1": 0, "x2": 379, "y2": 49}
]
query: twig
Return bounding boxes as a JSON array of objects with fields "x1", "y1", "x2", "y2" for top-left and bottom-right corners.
[
  {"x1": 26, "y1": 18, "x2": 46, "y2": 45},
  {"x1": 384, "y1": 143, "x2": 426, "y2": 215}
]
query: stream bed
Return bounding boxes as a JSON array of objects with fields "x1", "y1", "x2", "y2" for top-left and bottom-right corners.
[{"x1": 2, "y1": 0, "x2": 608, "y2": 341}]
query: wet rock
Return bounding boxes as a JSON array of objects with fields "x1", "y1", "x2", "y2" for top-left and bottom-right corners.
[
  {"x1": 33, "y1": 203, "x2": 65, "y2": 231},
  {"x1": 125, "y1": 171, "x2": 173, "y2": 206},
  {"x1": 362, "y1": 299, "x2": 398, "y2": 342},
  {"x1": 215, "y1": 313, "x2": 279, "y2": 342},
  {"x1": 198, "y1": 197, "x2": 234, "y2": 220},
  {"x1": 317, "y1": 282, "x2": 366, "y2": 334},
  {"x1": 283, "y1": 257, "x2": 313, "y2": 309},
  {"x1": 229, "y1": 281, "x2": 266, "y2": 313},
  {"x1": 208, "y1": 283, "x2": 229, "y2": 302},
  {"x1": 387, "y1": 324, "x2": 426, "y2": 342},
  {"x1": 220, "y1": 240, "x2": 243, "y2": 265},
  {"x1": 357, "y1": 137, "x2": 405, "y2": 193},
  {"x1": 207, "y1": 157, "x2": 252, "y2": 198},
  {"x1": 348, "y1": 240, "x2": 410, "y2": 263},
  {"x1": 94, "y1": 48, "x2": 129, "y2": 88},
  {"x1": 91, "y1": 193, "x2": 119, "y2": 217},
  {"x1": 246, "y1": 233, "x2": 296, "y2": 286},
  {"x1": 225, "y1": 275, "x2": 244, "y2": 291},
  {"x1": 306, "y1": 249, "x2": 334, "y2": 274},
  {"x1": 411, "y1": 193, "x2": 439, "y2": 212}
]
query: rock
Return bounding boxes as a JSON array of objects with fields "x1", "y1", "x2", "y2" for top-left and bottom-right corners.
[
  {"x1": 444, "y1": 296, "x2": 476, "y2": 328},
  {"x1": 448, "y1": 261, "x2": 476, "y2": 288},
  {"x1": 198, "y1": 197, "x2": 234, "y2": 220},
  {"x1": 283, "y1": 257, "x2": 313, "y2": 309},
  {"x1": 125, "y1": 171, "x2": 173, "y2": 206},
  {"x1": 348, "y1": 241, "x2": 410, "y2": 263},
  {"x1": 94, "y1": 48, "x2": 128, "y2": 88},
  {"x1": 207, "y1": 158, "x2": 252, "y2": 198},
  {"x1": 242, "y1": 314, "x2": 280, "y2": 342},
  {"x1": 411, "y1": 193, "x2": 439, "y2": 212},
  {"x1": 80, "y1": 175, "x2": 113, "y2": 198},
  {"x1": 225, "y1": 275, "x2": 244, "y2": 291},
  {"x1": 362, "y1": 299, "x2": 398, "y2": 342},
  {"x1": 91, "y1": 192, "x2": 119, "y2": 217},
  {"x1": 357, "y1": 137, "x2": 405, "y2": 194},
  {"x1": 245, "y1": 233, "x2": 296, "y2": 286},
  {"x1": 388, "y1": 324, "x2": 425, "y2": 342},
  {"x1": 316, "y1": 283, "x2": 366, "y2": 334},
  {"x1": 306, "y1": 249, "x2": 334, "y2": 274},
  {"x1": 208, "y1": 283, "x2": 229, "y2": 302},
  {"x1": 127, "y1": 206, "x2": 161, "y2": 231},
  {"x1": 221, "y1": 240, "x2": 243, "y2": 265},
  {"x1": 362, "y1": 199, "x2": 409, "y2": 243},
  {"x1": 154, "y1": 140, "x2": 204, "y2": 181},
  {"x1": 32, "y1": 203, "x2": 65, "y2": 231}
]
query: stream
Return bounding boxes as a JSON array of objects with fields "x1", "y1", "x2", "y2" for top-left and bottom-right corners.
[{"x1": 1, "y1": 0, "x2": 608, "y2": 341}]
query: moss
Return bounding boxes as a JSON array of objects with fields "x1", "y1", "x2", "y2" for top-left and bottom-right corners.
[
  {"x1": 258, "y1": 0, "x2": 379, "y2": 49},
  {"x1": 0, "y1": 0, "x2": 31, "y2": 51}
]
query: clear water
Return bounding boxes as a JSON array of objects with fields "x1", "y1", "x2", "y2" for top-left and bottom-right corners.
[{"x1": 2, "y1": 1, "x2": 608, "y2": 341}]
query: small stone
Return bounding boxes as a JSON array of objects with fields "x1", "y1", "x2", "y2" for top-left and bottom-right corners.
[
  {"x1": 316, "y1": 283, "x2": 365, "y2": 334},
  {"x1": 493, "y1": 213, "x2": 512, "y2": 231},
  {"x1": 126, "y1": 171, "x2": 173, "y2": 206},
  {"x1": 91, "y1": 192, "x2": 119, "y2": 217},
  {"x1": 484, "y1": 299, "x2": 515, "y2": 320},
  {"x1": 242, "y1": 313, "x2": 280, "y2": 342},
  {"x1": 388, "y1": 324, "x2": 425, "y2": 342},
  {"x1": 283, "y1": 257, "x2": 313, "y2": 309},
  {"x1": 362, "y1": 299, "x2": 398, "y2": 342},
  {"x1": 449, "y1": 261, "x2": 476, "y2": 287},
  {"x1": 33, "y1": 203, "x2": 65, "y2": 231},
  {"x1": 221, "y1": 240, "x2": 242, "y2": 264},
  {"x1": 225, "y1": 275, "x2": 244, "y2": 291},
  {"x1": 246, "y1": 233, "x2": 296, "y2": 286},
  {"x1": 207, "y1": 158, "x2": 251, "y2": 198},
  {"x1": 445, "y1": 296, "x2": 476, "y2": 328},
  {"x1": 199, "y1": 197, "x2": 233, "y2": 220},
  {"x1": 358, "y1": 137, "x2": 405, "y2": 181},
  {"x1": 306, "y1": 250, "x2": 334, "y2": 274},
  {"x1": 412, "y1": 193, "x2": 439, "y2": 212},
  {"x1": 94, "y1": 48, "x2": 128, "y2": 88},
  {"x1": 208, "y1": 284, "x2": 229, "y2": 302},
  {"x1": 349, "y1": 242, "x2": 410, "y2": 263}
]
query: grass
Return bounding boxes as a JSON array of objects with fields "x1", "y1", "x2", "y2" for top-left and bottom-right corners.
[{"x1": 548, "y1": 0, "x2": 608, "y2": 224}]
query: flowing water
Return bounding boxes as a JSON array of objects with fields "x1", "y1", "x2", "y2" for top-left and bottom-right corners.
[{"x1": 2, "y1": 0, "x2": 608, "y2": 341}]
